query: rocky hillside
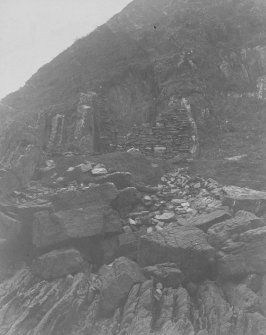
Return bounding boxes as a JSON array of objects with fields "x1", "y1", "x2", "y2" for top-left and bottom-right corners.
[
  {"x1": 1, "y1": 1, "x2": 266, "y2": 334},
  {"x1": 1, "y1": 0, "x2": 266, "y2": 163}
]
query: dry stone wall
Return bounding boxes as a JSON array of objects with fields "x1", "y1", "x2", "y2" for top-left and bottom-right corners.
[{"x1": 123, "y1": 107, "x2": 195, "y2": 158}]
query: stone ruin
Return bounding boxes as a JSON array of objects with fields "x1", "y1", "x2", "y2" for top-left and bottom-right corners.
[
  {"x1": 45, "y1": 91, "x2": 119, "y2": 154},
  {"x1": 123, "y1": 97, "x2": 199, "y2": 159}
]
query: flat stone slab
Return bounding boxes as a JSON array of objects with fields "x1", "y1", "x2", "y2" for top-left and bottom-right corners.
[
  {"x1": 179, "y1": 210, "x2": 231, "y2": 232},
  {"x1": 154, "y1": 212, "x2": 175, "y2": 222},
  {"x1": 208, "y1": 211, "x2": 265, "y2": 249},
  {"x1": 33, "y1": 206, "x2": 121, "y2": 248},
  {"x1": 223, "y1": 185, "x2": 266, "y2": 215},
  {"x1": 138, "y1": 224, "x2": 215, "y2": 279},
  {"x1": 47, "y1": 183, "x2": 118, "y2": 210}
]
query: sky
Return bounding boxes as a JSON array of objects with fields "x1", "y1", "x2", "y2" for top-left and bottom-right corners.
[{"x1": 0, "y1": 0, "x2": 132, "y2": 100}]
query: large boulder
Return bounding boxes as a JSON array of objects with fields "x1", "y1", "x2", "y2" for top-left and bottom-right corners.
[
  {"x1": 138, "y1": 225, "x2": 215, "y2": 280},
  {"x1": 47, "y1": 183, "x2": 118, "y2": 210},
  {"x1": 33, "y1": 206, "x2": 122, "y2": 248},
  {"x1": 216, "y1": 226, "x2": 266, "y2": 278},
  {"x1": 117, "y1": 230, "x2": 139, "y2": 260},
  {"x1": 223, "y1": 185, "x2": 266, "y2": 215},
  {"x1": 98, "y1": 257, "x2": 145, "y2": 316},
  {"x1": 208, "y1": 210, "x2": 265, "y2": 248},
  {"x1": 195, "y1": 281, "x2": 266, "y2": 335},
  {"x1": 207, "y1": 211, "x2": 266, "y2": 278},
  {"x1": 32, "y1": 248, "x2": 84, "y2": 280},
  {"x1": 0, "y1": 211, "x2": 21, "y2": 246},
  {"x1": 111, "y1": 187, "x2": 140, "y2": 216},
  {"x1": 222, "y1": 282, "x2": 260, "y2": 312},
  {"x1": 179, "y1": 209, "x2": 231, "y2": 232}
]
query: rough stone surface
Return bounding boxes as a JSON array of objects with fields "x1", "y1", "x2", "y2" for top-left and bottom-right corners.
[
  {"x1": 216, "y1": 226, "x2": 266, "y2": 278},
  {"x1": 0, "y1": 211, "x2": 21, "y2": 243},
  {"x1": 47, "y1": 183, "x2": 118, "y2": 210},
  {"x1": 259, "y1": 275, "x2": 266, "y2": 316},
  {"x1": 91, "y1": 172, "x2": 133, "y2": 189},
  {"x1": 222, "y1": 282, "x2": 260, "y2": 312},
  {"x1": 32, "y1": 248, "x2": 84, "y2": 280},
  {"x1": 98, "y1": 257, "x2": 145, "y2": 315},
  {"x1": 194, "y1": 281, "x2": 266, "y2": 335},
  {"x1": 33, "y1": 206, "x2": 122, "y2": 248},
  {"x1": 180, "y1": 210, "x2": 231, "y2": 232},
  {"x1": 143, "y1": 263, "x2": 184, "y2": 288},
  {"x1": 223, "y1": 185, "x2": 266, "y2": 215},
  {"x1": 208, "y1": 211, "x2": 265, "y2": 249},
  {"x1": 138, "y1": 225, "x2": 215, "y2": 279},
  {"x1": 111, "y1": 187, "x2": 140, "y2": 215},
  {"x1": 118, "y1": 231, "x2": 139, "y2": 260}
]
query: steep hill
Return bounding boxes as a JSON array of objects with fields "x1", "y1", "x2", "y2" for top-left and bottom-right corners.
[{"x1": 1, "y1": 0, "x2": 266, "y2": 190}]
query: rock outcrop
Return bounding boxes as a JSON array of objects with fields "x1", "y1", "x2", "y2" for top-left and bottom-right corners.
[
  {"x1": 32, "y1": 248, "x2": 84, "y2": 280},
  {"x1": 138, "y1": 225, "x2": 215, "y2": 280}
]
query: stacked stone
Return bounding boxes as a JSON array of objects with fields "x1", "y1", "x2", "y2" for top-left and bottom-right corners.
[{"x1": 124, "y1": 108, "x2": 193, "y2": 157}]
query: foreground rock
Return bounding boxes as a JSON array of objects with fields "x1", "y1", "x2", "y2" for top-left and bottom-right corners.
[
  {"x1": 222, "y1": 282, "x2": 260, "y2": 312},
  {"x1": 143, "y1": 263, "x2": 184, "y2": 288},
  {"x1": 33, "y1": 206, "x2": 121, "y2": 249},
  {"x1": 47, "y1": 183, "x2": 118, "y2": 210},
  {"x1": 98, "y1": 257, "x2": 145, "y2": 316},
  {"x1": 207, "y1": 211, "x2": 266, "y2": 278},
  {"x1": 0, "y1": 268, "x2": 92, "y2": 335},
  {"x1": 32, "y1": 248, "x2": 84, "y2": 280},
  {"x1": 0, "y1": 211, "x2": 21, "y2": 248},
  {"x1": 33, "y1": 183, "x2": 122, "y2": 249},
  {"x1": 179, "y1": 209, "x2": 231, "y2": 232},
  {"x1": 223, "y1": 185, "x2": 266, "y2": 215},
  {"x1": 138, "y1": 225, "x2": 215, "y2": 280},
  {"x1": 194, "y1": 281, "x2": 266, "y2": 335}
]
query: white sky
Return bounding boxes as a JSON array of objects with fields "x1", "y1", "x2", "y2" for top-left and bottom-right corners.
[{"x1": 0, "y1": 0, "x2": 132, "y2": 100}]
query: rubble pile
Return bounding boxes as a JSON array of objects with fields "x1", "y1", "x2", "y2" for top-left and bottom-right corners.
[{"x1": 123, "y1": 168, "x2": 225, "y2": 236}]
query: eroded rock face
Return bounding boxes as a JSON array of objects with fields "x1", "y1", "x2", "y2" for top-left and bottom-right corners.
[
  {"x1": 33, "y1": 206, "x2": 121, "y2": 249},
  {"x1": 193, "y1": 281, "x2": 266, "y2": 335},
  {"x1": 32, "y1": 248, "x2": 84, "y2": 280},
  {"x1": 216, "y1": 226, "x2": 266, "y2": 278},
  {"x1": 223, "y1": 185, "x2": 266, "y2": 215},
  {"x1": 207, "y1": 210, "x2": 265, "y2": 249},
  {"x1": 138, "y1": 225, "x2": 215, "y2": 280},
  {"x1": 143, "y1": 263, "x2": 184, "y2": 288},
  {"x1": 0, "y1": 211, "x2": 21, "y2": 246},
  {"x1": 180, "y1": 210, "x2": 231, "y2": 232},
  {"x1": 222, "y1": 282, "x2": 260, "y2": 313},
  {"x1": 207, "y1": 211, "x2": 266, "y2": 278},
  {"x1": 98, "y1": 257, "x2": 145, "y2": 316},
  {"x1": 47, "y1": 183, "x2": 118, "y2": 210},
  {"x1": 0, "y1": 268, "x2": 94, "y2": 335}
]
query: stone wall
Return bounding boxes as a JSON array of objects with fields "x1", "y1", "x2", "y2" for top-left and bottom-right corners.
[{"x1": 123, "y1": 106, "x2": 194, "y2": 158}]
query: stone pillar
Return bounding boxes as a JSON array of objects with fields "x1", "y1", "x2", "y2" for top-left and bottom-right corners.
[
  {"x1": 47, "y1": 114, "x2": 65, "y2": 150},
  {"x1": 181, "y1": 98, "x2": 199, "y2": 159},
  {"x1": 75, "y1": 91, "x2": 100, "y2": 153}
]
